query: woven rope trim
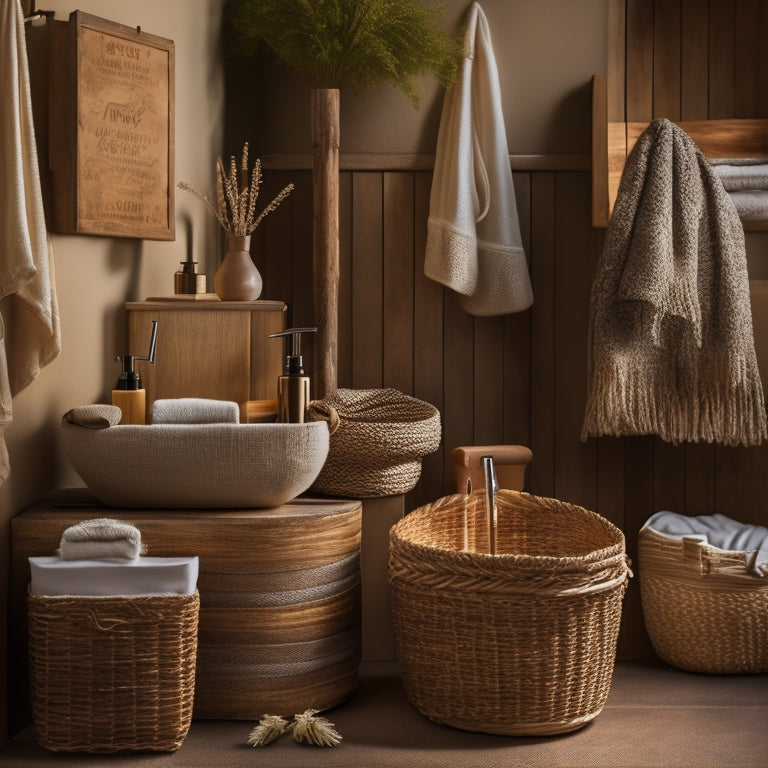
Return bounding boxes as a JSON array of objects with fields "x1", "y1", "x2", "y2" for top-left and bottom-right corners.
[{"x1": 390, "y1": 490, "x2": 630, "y2": 594}]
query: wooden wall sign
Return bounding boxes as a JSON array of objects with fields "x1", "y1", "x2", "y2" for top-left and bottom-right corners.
[{"x1": 50, "y1": 12, "x2": 175, "y2": 240}]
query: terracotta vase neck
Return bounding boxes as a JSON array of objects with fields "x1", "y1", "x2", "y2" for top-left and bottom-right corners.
[{"x1": 228, "y1": 234, "x2": 251, "y2": 252}]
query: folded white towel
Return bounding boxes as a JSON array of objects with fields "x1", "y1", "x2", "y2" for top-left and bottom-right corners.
[
  {"x1": 726, "y1": 189, "x2": 768, "y2": 221},
  {"x1": 424, "y1": 2, "x2": 533, "y2": 316},
  {"x1": 152, "y1": 397, "x2": 240, "y2": 424},
  {"x1": 58, "y1": 518, "x2": 145, "y2": 561},
  {"x1": 29, "y1": 555, "x2": 199, "y2": 597},
  {"x1": 643, "y1": 511, "x2": 768, "y2": 577},
  {"x1": 710, "y1": 158, "x2": 768, "y2": 191}
]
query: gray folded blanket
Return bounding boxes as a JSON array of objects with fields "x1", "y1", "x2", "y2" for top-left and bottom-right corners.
[
  {"x1": 58, "y1": 518, "x2": 145, "y2": 561},
  {"x1": 152, "y1": 398, "x2": 240, "y2": 424},
  {"x1": 711, "y1": 158, "x2": 768, "y2": 221},
  {"x1": 643, "y1": 511, "x2": 768, "y2": 577}
]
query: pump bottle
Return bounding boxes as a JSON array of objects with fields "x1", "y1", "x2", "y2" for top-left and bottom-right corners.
[
  {"x1": 112, "y1": 320, "x2": 158, "y2": 425},
  {"x1": 269, "y1": 327, "x2": 317, "y2": 423}
]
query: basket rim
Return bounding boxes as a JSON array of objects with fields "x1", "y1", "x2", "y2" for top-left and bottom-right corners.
[{"x1": 391, "y1": 490, "x2": 626, "y2": 567}]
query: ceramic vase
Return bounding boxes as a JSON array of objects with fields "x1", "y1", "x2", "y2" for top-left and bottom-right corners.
[{"x1": 214, "y1": 235, "x2": 262, "y2": 301}]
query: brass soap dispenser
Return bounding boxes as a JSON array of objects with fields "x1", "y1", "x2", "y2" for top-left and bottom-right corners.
[{"x1": 269, "y1": 326, "x2": 317, "y2": 423}]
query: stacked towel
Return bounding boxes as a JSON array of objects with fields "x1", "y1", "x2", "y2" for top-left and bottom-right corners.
[
  {"x1": 58, "y1": 518, "x2": 145, "y2": 561},
  {"x1": 711, "y1": 158, "x2": 768, "y2": 222},
  {"x1": 0, "y1": 0, "x2": 61, "y2": 484},
  {"x1": 582, "y1": 119, "x2": 766, "y2": 447},
  {"x1": 424, "y1": 2, "x2": 533, "y2": 316},
  {"x1": 29, "y1": 555, "x2": 199, "y2": 597}
]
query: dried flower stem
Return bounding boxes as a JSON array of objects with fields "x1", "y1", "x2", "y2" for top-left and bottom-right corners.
[
  {"x1": 178, "y1": 142, "x2": 294, "y2": 237},
  {"x1": 291, "y1": 709, "x2": 343, "y2": 747},
  {"x1": 247, "y1": 714, "x2": 289, "y2": 747}
]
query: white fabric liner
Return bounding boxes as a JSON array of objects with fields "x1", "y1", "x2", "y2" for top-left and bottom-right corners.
[
  {"x1": 642, "y1": 511, "x2": 768, "y2": 577},
  {"x1": 29, "y1": 555, "x2": 199, "y2": 597}
]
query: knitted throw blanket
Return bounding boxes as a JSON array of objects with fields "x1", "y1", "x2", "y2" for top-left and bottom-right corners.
[{"x1": 582, "y1": 118, "x2": 767, "y2": 447}]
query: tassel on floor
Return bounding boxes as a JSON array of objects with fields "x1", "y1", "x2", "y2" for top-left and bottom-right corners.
[
  {"x1": 291, "y1": 709, "x2": 343, "y2": 747},
  {"x1": 247, "y1": 714, "x2": 289, "y2": 747}
]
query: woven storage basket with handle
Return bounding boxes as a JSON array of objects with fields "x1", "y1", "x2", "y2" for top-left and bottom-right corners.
[
  {"x1": 309, "y1": 388, "x2": 441, "y2": 497},
  {"x1": 639, "y1": 527, "x2": 768, "y2": 673},
  {"x1": 28, "y1": 591, "x2": 199, "y2": 753},
  {"x1": 389, "y1": 490, "x2": 630, "y2": 736}
]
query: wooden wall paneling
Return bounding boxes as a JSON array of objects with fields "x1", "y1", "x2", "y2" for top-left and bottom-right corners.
[
  {"x1": 625, "y1": 0, "x2": 654, "y2": 121},
  {"x1": 622, "y1": 435, "x2": 655, "y2": 659},
  {"x1": 472, "y1": 315, "x2": 505, "y2": 447},
  {"x1": 503, "y1": 173, "x2": 532, "y2": 455},
  {"x1": 680, "y1": 0, "x2": 710, "y2": 119},
  {"x1": 442, "y1": 292, "x2": 475, "y2": 493},
  {"x1": 652, "y1": 0, "x2": 681, "y2": 120},
  {"x1": 552, "y1": 172, "x2": 597, "y2": 510},
  {"x1": 289, "y1": 170, "x2": 316, "y2": 373},
  {"x1": 760, "y1": 3, "x2": 768, "y2": 115},
  {"x1": 382, "y1": 172, "x2": 415, "y2": 394},
  {"x1": 652, "y1": 439, "x2": 686, "y2": 515},
  {"x1": 608, "y1": 0, "x2": 626, "y2": 122},
  {"x1": 337, "y1": 171, "x2": 353, "y2": 388},
  {"x1": 714, "y1": 446, "x2": 741, "y2": 520},
  {"x1": 412, "y1": 171, "x2": 445, "y2": 505},
  {"x1": 529, "y1": 172, "x2": 556, "y2": 498},
  {"x1": 684, "y1": 443, "x2": 716, "y2": 515},
  {"x1": 709, "y1": 0, "x2": 735, "y2": 118},
  {"x1": 259, "y1": 172, "x2": 295, "y2": 321},
  {"x1": 734, "y1": 0, "x2": 760, "y2": 117},
  {"x1": 351, "y1": 172, "x2": 384, "y2": 388},
  {"x1": 727, "y1": 444, "x2": 768, "y2": 524}
]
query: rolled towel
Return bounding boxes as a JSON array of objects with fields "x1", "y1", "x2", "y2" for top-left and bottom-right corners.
[
  {"x1": 58, "y1": 518, "x2": 145, "y2": 561},
  {"x1": 62, "y1": 404, "x2": 122, "y2": 429},
  {"x1": 152, "y1": 398, "x2": 240, "y2": 424}
]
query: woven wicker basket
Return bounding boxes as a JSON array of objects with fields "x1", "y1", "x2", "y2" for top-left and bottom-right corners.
[
  {"x1": 639, "y1": 527, "x2": 768, "y2": 673},
  {"x1": 309, "y1": 388, "x2": 441, "y2": 497},
  {"x1": 28, "y1": 591, "x2": 199, "y2": 753},
  {"x1": 389, "y1": 490, "x2": 630, "y2": 736}
]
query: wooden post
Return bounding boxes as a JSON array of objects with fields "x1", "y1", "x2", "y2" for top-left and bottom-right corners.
[{"x1": 311, "y1": 88, "x2": 340, "y2": 399}]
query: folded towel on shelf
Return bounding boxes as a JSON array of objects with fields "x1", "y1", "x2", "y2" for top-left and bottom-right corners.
[
  {"x1": 710, "y1": 157, "x2": 768, "y2": 191},
  {"x1": 642, "y1": 511, "x2": 768, "y2": 577},
  {"x1": 424, "y1": 2, "x2": 533, "y2": 316},
  {"x1": 58, "y1": 518, "x2": 145, "y2": 561},
  {"x1": 152, "y1": 397, "x2": 240, "y2": 424},
  {"x1": 725, "y1": 189, "x2": 768, "y2": 221},
  {"x1": 29, "y1": 555, "x2": 199, "y2": 596},
  {"x1": 0, "y1": 0, "x2": 62, "y2": 484},
  {"x1": 582, "y1": 118, "x2": 766, "y2": 447}
]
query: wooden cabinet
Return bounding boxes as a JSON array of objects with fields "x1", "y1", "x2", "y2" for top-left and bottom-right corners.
[{"x1": 126, "y1": 299, "x2": 286, "y2": 415}]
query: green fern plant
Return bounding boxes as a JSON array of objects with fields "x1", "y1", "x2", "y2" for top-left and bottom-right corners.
[{"x1": 228, "y1": 0, "x2": 461, "y2": 106}]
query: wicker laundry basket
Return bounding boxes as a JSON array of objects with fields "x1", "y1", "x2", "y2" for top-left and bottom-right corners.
[
  {"x1": 389, "y1": 490, "x2": 630, "y2": 736},
  {"x1": 27, "y1": 591, "x2": 199, "y2": 752},
  {"x1": 639, "y1": 527, "x2": 768, "y2": 673},
  {"x1": 309, "y1": 388, "x2": 441, "y2": 497}
]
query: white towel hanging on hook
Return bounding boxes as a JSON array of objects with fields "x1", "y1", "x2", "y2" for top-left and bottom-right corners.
[{"x1": 424, "y1": 2, "x2": 533, "y2": 316}]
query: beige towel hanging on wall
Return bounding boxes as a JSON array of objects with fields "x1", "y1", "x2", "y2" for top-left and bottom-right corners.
[
  {"x1": 424, "y1": 2, "x2": 533, "y2": 316},
  {"x1": 582, "y1": 118, "x2": 766, "y2": 447},
  {"x1": 0, "y1": 0, "x2": 61, "y2": 484}
]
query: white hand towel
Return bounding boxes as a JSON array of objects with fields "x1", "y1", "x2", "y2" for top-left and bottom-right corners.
[
  {"x1": 58, "y1": 518, "x2": 145, "y2": 561},
  {"x1": 424, "y1": 2, "x2": 533, "y2": 316},
  {"x1": 0, "y1": 0, "x2": 61, "y2": 485}
]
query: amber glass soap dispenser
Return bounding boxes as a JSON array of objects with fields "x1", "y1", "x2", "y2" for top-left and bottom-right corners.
[
  {"x1": 112, "y1": 320, "x2": 158, "y2": 425},
  {"x1": 269, "y1": 326, "x2": 317, "y2": 423}
]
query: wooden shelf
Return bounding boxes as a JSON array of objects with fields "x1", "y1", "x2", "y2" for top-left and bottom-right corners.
[{"x1": 592, "y1": 73, "x2": 768, "y2": 231}]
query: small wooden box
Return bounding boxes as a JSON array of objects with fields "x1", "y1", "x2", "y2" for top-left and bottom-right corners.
[{"x1": 49, "y1": 12, "x2": 175, "y2": 239}]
